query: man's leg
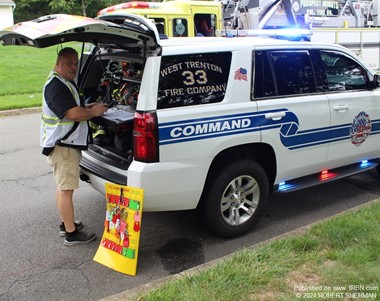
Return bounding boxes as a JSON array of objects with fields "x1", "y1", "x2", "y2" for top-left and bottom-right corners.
[
  {"x1": 56, "y1": 188, "x2": 65, "y2": 223},
  {"x1": 57, "y1": 188, "x2": 75, "y2": 233},
  {"x1": 57, "y1": 188, "x2": 96, "y2": 245},
  {"x1": 48, "y1": 146, "x2": 95, "y2": 245},
  {"x1": 56, "y1": 188, "x2": 62, "y2": 222}
]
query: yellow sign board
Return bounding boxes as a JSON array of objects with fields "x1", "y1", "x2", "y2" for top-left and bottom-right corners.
[{"x1": 93, "y1": 183, "x2": 144, "y2": 275}]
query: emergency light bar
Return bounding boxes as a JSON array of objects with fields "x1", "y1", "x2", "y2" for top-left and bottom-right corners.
[
  {"x1": 97, "y1": 2, "x2": 160, "y2": 16},
  {"x1": 217, "y1": 27, "x2": 312, "y2": 41}
]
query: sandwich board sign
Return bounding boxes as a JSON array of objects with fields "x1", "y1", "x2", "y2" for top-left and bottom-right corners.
[{"x1": 93, "y1": 182, "x2": 144, "y2": 275}]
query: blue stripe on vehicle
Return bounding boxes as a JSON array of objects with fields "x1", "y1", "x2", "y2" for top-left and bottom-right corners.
[
  {"x1": 159, "y1": 111, "x2": 266, "y2": 145},
  {"x1": 370, "y1": 119, "x2": 380, "y2": 134},
  {"x1": 158, "y1": 110, "x2": 380, "y2": 148}
]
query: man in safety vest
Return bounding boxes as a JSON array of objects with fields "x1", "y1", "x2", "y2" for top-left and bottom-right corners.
[{"x1": 41, "y1": 47, "x2": 108, "y2": 246}]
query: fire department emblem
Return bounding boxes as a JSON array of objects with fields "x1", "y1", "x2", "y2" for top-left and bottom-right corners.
[{"x1": 349, "y1": 111, "x2": 371, "y2": 146}]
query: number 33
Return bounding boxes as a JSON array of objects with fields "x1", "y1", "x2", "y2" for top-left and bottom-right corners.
[{"x1": 182, "y1": 70, "x2": 208, "y2": 85}]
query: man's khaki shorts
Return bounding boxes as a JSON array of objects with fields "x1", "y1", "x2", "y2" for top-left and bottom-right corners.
[{"x1": 47, "y1": 145, "x2": 82, "y2": 190}]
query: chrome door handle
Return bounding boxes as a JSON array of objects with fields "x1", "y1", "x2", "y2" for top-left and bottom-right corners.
[
  {"x1": 333, "y1": 104, "x2": 349, "y2": 112},
  {"x1": 265, "y1": 112, "x2": 286, "y2": 120}
]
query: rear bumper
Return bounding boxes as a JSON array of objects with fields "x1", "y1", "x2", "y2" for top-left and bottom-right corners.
[
  {"x1": 80, "y1": 154, "x2": 211, "y2": 212},
  {"x1": 80, "y1": 155, "x2": 128, "y2": 186}
]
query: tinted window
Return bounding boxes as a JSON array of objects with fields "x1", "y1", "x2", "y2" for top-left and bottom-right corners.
[
  {"x1": 309, "y1": 50, "x2": 329, "y2": 92},
  {"x1": 254, "y1": 50, "x2": 317, "y2": 98},
  {"x1": 270, "y1": 51, "x2": 316, "y2": 96},
  {"x1": 320, "y1": 51, "x2": 368, "y2": 91},
  {"x1": 254, "y1": 51, "x2": 275, "y2": 98},
  {"x1": 158, "y1": 52, "x2": 232, "y2": 109}
]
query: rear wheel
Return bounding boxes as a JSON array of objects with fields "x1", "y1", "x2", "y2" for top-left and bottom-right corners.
[{"x1": 200, "y1": 160, "x2": 269, "y2": 238}]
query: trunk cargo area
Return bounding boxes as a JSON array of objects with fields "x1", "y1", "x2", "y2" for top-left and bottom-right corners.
[{"x1": 81, "y1": 53, "x2": 144, "y2": 169}]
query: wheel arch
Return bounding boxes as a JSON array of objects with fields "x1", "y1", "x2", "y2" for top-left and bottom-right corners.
[{"x1": 199, "y1": 142, "x2": 277, "y2": 207}]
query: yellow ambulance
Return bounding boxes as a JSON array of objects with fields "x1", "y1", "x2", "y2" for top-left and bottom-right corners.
[{"x1": 96, "y1": 0, "x2": 223, "y2": 37}]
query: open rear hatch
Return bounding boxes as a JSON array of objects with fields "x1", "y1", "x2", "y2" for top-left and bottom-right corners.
[
  {"x1": 0, "y1": 13, "x2": 160, "y2": 48},
  {"x1": 0, "y1": 14, "x2": 161, "y2": 175}
]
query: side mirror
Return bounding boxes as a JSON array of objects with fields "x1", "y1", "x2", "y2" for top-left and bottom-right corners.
[{"x1": 373, "y1": 73, "x2": 380, "y2": 89}]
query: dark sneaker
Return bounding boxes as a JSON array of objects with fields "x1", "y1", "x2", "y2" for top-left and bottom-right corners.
[
  {"x1": 64, "y1": 230, "x2": 96, "y2": 246},
  {"x1": 59, "y1": 221, "x2": 84, "y2": 237}
]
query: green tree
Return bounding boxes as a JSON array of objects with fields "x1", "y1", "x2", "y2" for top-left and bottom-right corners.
[
  {"x1": 49, "y1": 0, "x2": 103, "y2": 17},
  {"x1": 13, "y1": 0, "x2": 122, "y2": 22},
  {"x1": 13, "y1": 0, "x2": 51, "y2": 22}
]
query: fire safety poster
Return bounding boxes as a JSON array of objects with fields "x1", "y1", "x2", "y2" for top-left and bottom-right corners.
[{"x1": 93, "y1": 183, "x2": 144, "y2": 275}]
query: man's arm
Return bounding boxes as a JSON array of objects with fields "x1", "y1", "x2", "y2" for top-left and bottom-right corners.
[{"x1": 65, "y1": 103, "x2": 109, "y2": 122}]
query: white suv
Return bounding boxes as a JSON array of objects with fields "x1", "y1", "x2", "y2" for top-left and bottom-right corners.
[{"x1": 2, "y1": 14, "x2": 380, "y2": 237}]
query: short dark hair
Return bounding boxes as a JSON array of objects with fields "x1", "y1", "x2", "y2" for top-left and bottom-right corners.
[{"x1": 57, "y1": 47, "x2": 78, "y2": 61}]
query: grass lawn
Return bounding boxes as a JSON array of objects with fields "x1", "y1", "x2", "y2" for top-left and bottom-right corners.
[
  {"x1": 135, "y1": 200, "x2": 380, "y2": 301},
  {"x1": 0, "y1": 43, "x2": 83, "y2": 110}
]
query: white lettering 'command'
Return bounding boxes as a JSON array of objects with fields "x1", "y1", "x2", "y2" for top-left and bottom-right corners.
[{"x1": 170, "y1": 118, "x2": 251, "y2": 138}]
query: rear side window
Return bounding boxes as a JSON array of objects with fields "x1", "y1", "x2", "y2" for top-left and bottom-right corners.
[
  {"x1": 158, "y1": 52, "x2": 232, "y2": 109},
  {"x1": 254, "y1": 51, "x2": 275, "y2": 98},
  {"x1": 270, "y1": 51, "x2": 316, "y2": 96},
  {"x1": 320, "y1": 51, "x2": 368, "y2": 91},
  {"x1": 254, "y1": 50, "x2": 316, "y2": 98}
]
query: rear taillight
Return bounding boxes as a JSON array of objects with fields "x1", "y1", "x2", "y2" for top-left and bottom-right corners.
[{"x1": 133, "y1": 111, "x2": 159, "y2": 162}]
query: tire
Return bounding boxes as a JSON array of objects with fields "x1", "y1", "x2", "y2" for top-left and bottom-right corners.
[{"x1": 200, "y1": 160, "x2": 269, "y2": 238}]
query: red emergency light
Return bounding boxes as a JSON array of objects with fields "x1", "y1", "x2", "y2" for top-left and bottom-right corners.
[{"x1": 98, "y1": 2, "x2": 152, "y2": 16}]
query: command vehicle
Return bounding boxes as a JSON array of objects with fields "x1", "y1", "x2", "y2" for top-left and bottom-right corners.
[{"x1": 1, "y1": 14, "x2": 380, "y2": 238}]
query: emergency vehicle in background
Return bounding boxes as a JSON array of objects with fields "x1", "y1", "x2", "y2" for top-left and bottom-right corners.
[
  {"x1": 97, "y1": 0, "x2": 380, "y2": 69},
  {"x1": 222, "y1": 0, "x2": 380, "y2": 69},
  {"x1": 97, "y1": 0, "x2": 223, "y2": 37}
]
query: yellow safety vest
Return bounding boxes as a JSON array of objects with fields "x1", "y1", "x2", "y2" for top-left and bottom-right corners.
[{"x1": 40, "y1": 71, "x2": 88, "y2": 149}]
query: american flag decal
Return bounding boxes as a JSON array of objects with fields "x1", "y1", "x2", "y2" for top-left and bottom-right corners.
[
  {"x1": 349, "y1": 111, "x2": 372, "y2": 146},
  {"x1": 234, "y1": 68, "x2": 247, "y2": 81}
]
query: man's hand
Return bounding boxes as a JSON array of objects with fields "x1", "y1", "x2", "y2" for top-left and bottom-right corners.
[
  {"x1": 66, "y1": 103, "x2": 108, "y2": 122},
  {"x1": 88, "y1": 103, "x2": 109, "y2": 117},
  {"x1": 85, "y1": 102, "x2": 107, "y2": 109}
]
